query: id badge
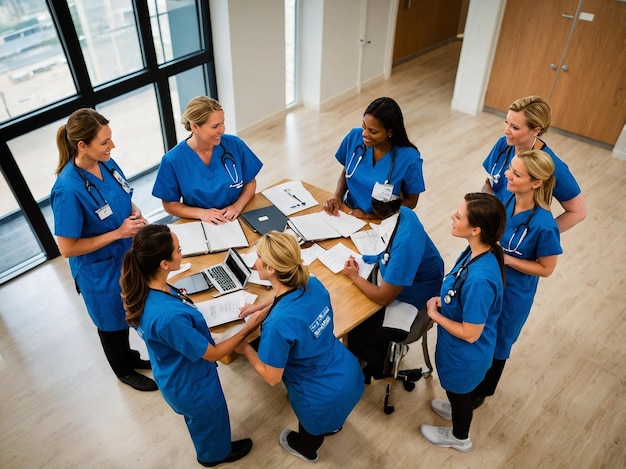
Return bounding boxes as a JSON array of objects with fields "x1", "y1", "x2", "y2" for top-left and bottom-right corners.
[
  {"x1": 112, "y1": 170, "x2": 132, "y2": 193},
  {"x1": 96, "y1": 204, "x2": 113, "y2": 220},
  {"x1": 371, "y1": 182, "x2": 394, "y2": 202}
]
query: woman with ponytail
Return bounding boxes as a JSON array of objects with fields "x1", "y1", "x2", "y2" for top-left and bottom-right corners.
[
  {"x1": 235, "y1": 231, "x2": 364, "y2": 464},
  {"x1": 120, "y1": 224, "x2": 264, "y2": 467},
  {"x1": 421, "y1": 193, "x2": 507, "y2": 452}
]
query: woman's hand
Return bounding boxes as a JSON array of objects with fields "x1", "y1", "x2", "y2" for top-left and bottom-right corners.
[
  {"x1": 234, "y1": 340, "x2": 251, "y2": 355},
  {"x1": 119, "y1": 214, "x2": 147, "y2": 238},
  {"x1": 239, "y1": 301, "x2": 271, "y2": 319},
  {"x1": 342, "y1": 256, "x2": 360, "y2": 280},
  {"x1": 221, "y1": 204, "x2": 242, "y2": 221},
  {"x1": 199, "y1": 208, "x2": 230, "y2": 224},
  {"x1": 426, "y1": 296, "x2": 441, "y2": 321},
  {"x1": 323, "y1": 198, "x2": 342, "y2": 216},
  {"x1": 348, "y1": 208, "x2": 377, "y2": 220}
]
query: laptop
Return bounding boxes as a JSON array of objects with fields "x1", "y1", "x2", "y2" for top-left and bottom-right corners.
[
  {"x1": 173, "y1": 271, "x2": 213, "y2": 295},
  {"x1": 204, "y1": 248, "x2": 252, "y2": 295}
]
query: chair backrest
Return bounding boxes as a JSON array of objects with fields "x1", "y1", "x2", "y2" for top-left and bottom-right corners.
[{"x1": 401, "y1": 306, "x2": 431, "y2": 345}]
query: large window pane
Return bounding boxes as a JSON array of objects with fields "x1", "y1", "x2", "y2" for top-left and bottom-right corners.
[
  {"x1": 0, "y1": 0, "x2": 76, "y2": 123},
  {"x1": 148, "y1": 0, "x2": 202, "y2": 64},
  {"x1": 69, "y1": 0, "x2": 143, "y2": 86},
  {"x1": 168, "y1": 66, "x2": 208, "y2": 142}
]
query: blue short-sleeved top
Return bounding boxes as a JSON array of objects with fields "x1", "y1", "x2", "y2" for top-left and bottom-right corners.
[
  {"x1": 152, "y1": 134, "x2": 263, "y2": 209},
  {"x1": 335, "y1": 128, "x2": 425, "y2": 213},
  {"x1": 50, "y1": 159, "x2": 133, "y2": 330},
  {"x1": 482, "y1": 136, "x2": 581, "y2": 203},
  {"x1": 434, "y1": 248, "x2": 503, "y2": 394}
]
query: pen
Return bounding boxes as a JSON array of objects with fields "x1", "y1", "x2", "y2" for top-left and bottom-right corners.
[{"x1": 285, "y1": 188, "x2": 305, "y2": 206}]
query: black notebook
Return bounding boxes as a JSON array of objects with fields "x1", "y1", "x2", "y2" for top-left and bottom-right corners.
[{"x1": 241, "y1": 205, "x2": 288, "y2": 235}]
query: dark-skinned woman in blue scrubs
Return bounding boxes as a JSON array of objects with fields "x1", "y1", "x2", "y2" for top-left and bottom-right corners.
[
  {"x1": 323, "y1": 97, "x2": 424, "y2": 220},
  {"x1": 120, "y1": 224, "x2": 264, "y2": 467},
  {"x1": 51, "y1": 108, "x2": 156, "y2": 392},
  {"x1": 235, "y1": 231, "x2": 364, "y2": 464}
]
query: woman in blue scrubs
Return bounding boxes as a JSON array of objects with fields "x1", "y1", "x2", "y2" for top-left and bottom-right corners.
[
  {"x1": 471, "y1": 149, "x2": 562, "y2": 407},
  {"x1": 421, "y1": 193, "x2": 506, "y2": 452},
  {"x1": 152, "y1": 96, "x2": 263, "y2": 224},
  {"x1": 323, "y1": 97, "x2": 425, "y2": 219},
  {"x1": 120, "y1": 224, "x2": 263, "y2": 467},
  {"x1": 481, "y1": 95, "x2": 585, "y2": 232},
  {"x1": 235, "y1": 232, "x2": 364, "y2": 464},
  {"x1": 51, "y1": 108, "x2": 156, "y2": 392},
  {"x1": 342, "y1": 193, "x2": 444, "y2": 381}
]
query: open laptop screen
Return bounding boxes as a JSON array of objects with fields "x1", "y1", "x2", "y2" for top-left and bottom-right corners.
[{"x1": 225, "y1": 250, "x2": 249, "y2": 286}]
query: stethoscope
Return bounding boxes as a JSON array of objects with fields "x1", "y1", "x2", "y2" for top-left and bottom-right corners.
[
  {"x1": 219, "y1": 143, "x2": 244, "y2": 189},
  {"x1": 74, "y1": 162, "x2": 131, "y2": 209},
  {"x1": 502, "y1": 194, "x2": 537, "y2": 256},
  {"x1": 443, "y1": 246, "x2": 492, "y2": 304},
  {"x1": 488, "y1": 145, "x2": 514, "y2": 186},
  {"x1": 380, "y1": 212, "x2": 401, "y2": 265},
  {"x1": 345, "y1": 143, "x2": 396, "y2": 184}
]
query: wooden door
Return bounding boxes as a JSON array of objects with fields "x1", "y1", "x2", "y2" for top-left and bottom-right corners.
[
  {"x1": 549, "y1": 0, "x2": 626, "y2": 145},
  {"x1": 484, "y1": 0, "x2": 578, "y2": 112},
  {"x1": 393, "y1": 0, "x2": 464, "y2": 64}
]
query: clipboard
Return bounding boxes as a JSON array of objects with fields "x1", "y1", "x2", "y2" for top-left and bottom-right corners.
[{"x1": 241, "y1": 205, "x2": 288, "y2": 235}]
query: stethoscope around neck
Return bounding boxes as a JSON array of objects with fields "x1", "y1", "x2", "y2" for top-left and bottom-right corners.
[
  {"x1": 74, "y1": 161, "x2": 131, "y2": 208},
  {"x1": 443, "y1": 246, "x2": 492, "y2": 304},
  {"x1": 489, "y1": 145, "x2": 514, "y2": 185},
  {"x1": 503, "y1": 194, "x2": 537, "y2": 256},
  {"x1": 380, "y1": 211, "x2": 401, "y2": 266},
  {"x1": 219, "y1": 143, "x2": 244, "y2": 189},
  {"x1": 345, "y1": 143, "x2": 396, "y2": 184}
]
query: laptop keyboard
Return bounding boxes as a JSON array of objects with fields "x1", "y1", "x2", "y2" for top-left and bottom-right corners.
[{"x1": 210, "y1": 265, "x2": 237, "y2": 291}]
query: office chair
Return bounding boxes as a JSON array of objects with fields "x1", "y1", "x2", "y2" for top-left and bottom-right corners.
[{"x1": 382, "y1": 306, "x2": 433, "y2": 415}]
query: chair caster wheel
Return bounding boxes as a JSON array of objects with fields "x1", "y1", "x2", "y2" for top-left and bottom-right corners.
[
  {"x1": 403, "y1": 381, "x2": 416, "y2": 392},
  {"x1": 384, "y1": 404, "x2": 395, "y2": 415}
]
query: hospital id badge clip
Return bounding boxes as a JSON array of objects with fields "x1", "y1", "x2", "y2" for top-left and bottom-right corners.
[
  {"x1": 371, "y1": 181, "x2": 394, "y2": 202},
  {"x1": 96, "y1": 204, "x2": 113, "y2": 220}
]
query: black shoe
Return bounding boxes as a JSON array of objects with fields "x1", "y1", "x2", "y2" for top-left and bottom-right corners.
[
  {"x1": 472, "y1": 397, "x2": 485, "y2": 409},
  {"x1": 198, "y1": 438, "x2": 253, "y2": 467},
  {"x1": 118, "y1": 371, "x2": 158, "y2": 391},
  {"x1": 133, "y1": 359, "x2": 152, "y2": 370}
]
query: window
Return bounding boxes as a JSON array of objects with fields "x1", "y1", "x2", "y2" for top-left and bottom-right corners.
[
  {"x1": 0, "y1": 0, "x2": 216, "y2": 283},
  {"x1": 285, "y1": 0, "x2": 297, "y2": 107}
]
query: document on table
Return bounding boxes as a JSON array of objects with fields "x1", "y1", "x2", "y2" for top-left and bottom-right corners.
[
  {"x1": 288, "y1": 210, "x2": 366, "y2": 242},
  {"x1": 196, "y1": 291, "x2": 258, "y2": 328},
  {"x1": 350, "y1": 229, "x2": 385, "y2": 255},
  {"x1": 261, "y1": 180, "x2": 319, "y2": 216},
  {"x1": 168, "y1": 220, "x2": 249, "y2": 257},
  {"x1": 317, "y1": 242, "x2": 375, "y2": 279}
]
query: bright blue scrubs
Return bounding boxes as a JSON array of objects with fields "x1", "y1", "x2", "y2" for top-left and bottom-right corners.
[
  {"x1": 258, "y1": 276, "x2": 364, "y2": 436},
  {"x1": 50, "y1": 159, "x2": 133, "y2": 331},
  {"x1": 434, "y1": 248, "x2": 503, "y2": 394},
  {"x1": 494, "y1": 197, "x2": 562, "y2": 359},
  {"x1": 335, "y1": 128, "x2": 425, "y2": 214},
  {"x1": 364, "y1": 206, "x2": 443, "y2": 309},
  {"x1": 482, "y1": 136, "x2": 581, "y2": 203},
  {"x1": 137, "y1": 288, "x2": 231, "y2": 463},
  {"x1": 152, "y1": 134, "x2": 263, "y2": 209}
]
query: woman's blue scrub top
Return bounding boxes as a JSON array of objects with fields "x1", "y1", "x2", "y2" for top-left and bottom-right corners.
[
  {"x1": 258, "y1": 276, "x2": 364, "y2": 435},
  {"x1": 435, "y1": 248, "x2": 503, "y2": 394},
  {"x1": 152, "y1": 134, "x2": 263, "y2": 209},
  {"x1": 335, "y1": 128, "x2": 425, "y2": 214},
  {"x1": 495, "y1": 196, "x2": 562, "y2": 359},
  {"x1": 50, "y1": 159, "x2": 133, "y2": 331},
  {"x1": 482, "y1": 136, "x2": 581, "y2": 203}
]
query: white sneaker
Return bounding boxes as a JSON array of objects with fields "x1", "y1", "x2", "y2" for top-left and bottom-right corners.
[
  {"x1": 279, "y1": 428, "x2": 318, "y2": 463},
  {"x1": 431, "y1": 398, "x2": 452, "y2": 420},
  {"x1": 420, "y1": 424, "x2": 472, "y2": 452}
]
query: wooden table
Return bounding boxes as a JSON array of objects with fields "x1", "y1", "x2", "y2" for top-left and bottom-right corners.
[{"x1": 168, "y1": 180, "x2": 381, "y2": 363}]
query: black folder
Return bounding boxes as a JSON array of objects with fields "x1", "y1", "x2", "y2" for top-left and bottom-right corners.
[{"x1": 241, "y1": 205, "x2": 288, "y2": 235}]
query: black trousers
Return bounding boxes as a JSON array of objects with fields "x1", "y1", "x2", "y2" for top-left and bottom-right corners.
[
  {"x1": 288, "y1": 422, "x2": 324, "y2": 459},
  {"x1": 97, "y1": 328, "x2": 141, "y2": 377},
  {"x1": 446, "y1": 390, "x2": 473, "y2": 440},
  {"x1": 472, "y1": 358, "x2": 507, "y2": 398},
  {"x1": 347, "y1": 308, "x2": 407, "y2": 379}
]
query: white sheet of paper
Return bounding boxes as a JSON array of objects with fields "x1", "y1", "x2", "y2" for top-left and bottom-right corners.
[
  {"x1": 317, "y1": 242, "x2": 374, "y2": 279},
  {"x1": 167, "y1": 262, "x2": 191, "y2": 280},
  {"x1": 381, "y1": 299, "x2": 418, "y2": 332},
  {"x1": 350, "y1": 230, "x2": 384, "y2": 255},
  {"x1": 195, "y1": 291, "x2": 258, "y2": 328},
  {"x1": 261, "y1": 180, "x2": 319, "y2": 216},
  {"x1": 318, "y1": 210, "x2": 366, "y2": 237},
  {"x1": 301, "y1": 243, "x2": 325, "y2": 265}
]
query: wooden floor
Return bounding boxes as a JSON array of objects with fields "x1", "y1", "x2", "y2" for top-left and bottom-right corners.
[{"x1": 1, "y1": 41, "x2": 625, "y2": 468}]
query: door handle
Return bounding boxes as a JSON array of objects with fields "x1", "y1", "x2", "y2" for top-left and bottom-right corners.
[
  {"x1": 550, "y1": 64, "x2": 558, "y2": 70},
  {"x1": 561, "y1": 64, "x2": 569, "y2": 72}
]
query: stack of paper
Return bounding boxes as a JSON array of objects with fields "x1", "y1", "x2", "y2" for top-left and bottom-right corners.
[
  {"x1": 195, "y1": 291, "x2": 258, "y2": 328},
  {"x1": 287, "y1": 210, "x2": 366, "y2": 242}
]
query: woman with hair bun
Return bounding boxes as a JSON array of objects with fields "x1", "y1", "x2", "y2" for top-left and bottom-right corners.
[{"x1": 236, "y1": 231, "x2": 364, "y2": 464}]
